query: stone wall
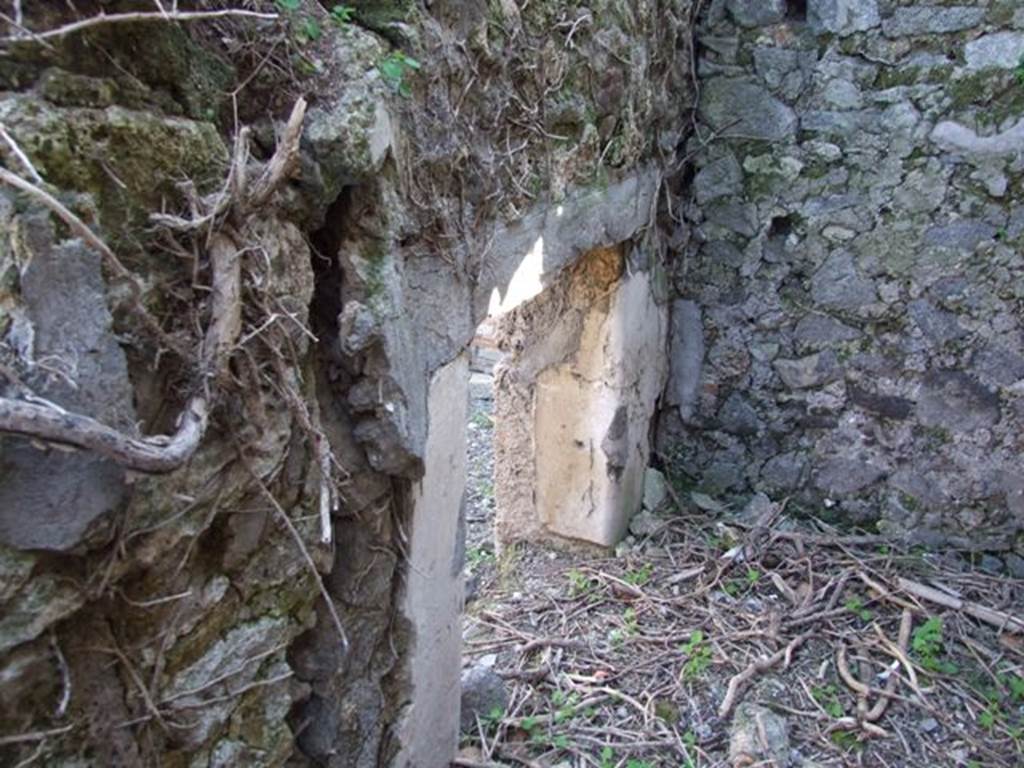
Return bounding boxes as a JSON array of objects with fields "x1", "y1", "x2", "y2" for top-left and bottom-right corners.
[
  {"x1": 0, "y1": 1, "x2": 695, "y2": 766},
  {"x1": 662, "y1": 0, "x2": 1024, "y2": 555}
]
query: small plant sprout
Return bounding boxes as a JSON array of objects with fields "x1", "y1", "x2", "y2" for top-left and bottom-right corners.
[
  {"x1": 844, "y1": 596, "x2": 873, "y2": 622},
  {"x1": 551, "y1": 690, "x2": 580, "y2": 724},
  {"x1": 811, "y1": 684, "x2": 845, "y2": 718},
  {"x1": 912, "y1": 616, "x2": 959, "y2": 675},
  {"x1": 567, "y1": 568, "x2": 592, "y2": 596},
  {"x1": 297, "y1": 16, "x2": 321, "y2": 41},
  {"x1": 470, "y1": 410, "x2": 492, "y2": 429},
  {"x1": 624, "y1": 563, "x2": 652, "y2": 586},
  {"x1": 379, "y1": 51, "x2": 421, "y2": 97},
  {"x1": 330, "y1": 4, "x2": 355, "y2": 24},
  {"x1": 465, "y1": 545, "x2": 494, "y2": 573},
  {"x1": 682, "y1": 730, "x2": 698, "y2": 768},
  {"x1": 680, "y1": 630, "x2": 713, "y2": 681},
  {"x1": 623, "y1": 606, "x2": 639, "y2": 635}
]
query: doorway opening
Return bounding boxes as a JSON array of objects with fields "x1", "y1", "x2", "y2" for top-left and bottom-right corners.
[{"x1": 459, "y1": 237, "x2": 669, "y2": 593}]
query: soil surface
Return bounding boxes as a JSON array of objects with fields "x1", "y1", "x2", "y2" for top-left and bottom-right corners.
[{"x1": 458, "y1": 394, "x2": 1024, "y2": 768}]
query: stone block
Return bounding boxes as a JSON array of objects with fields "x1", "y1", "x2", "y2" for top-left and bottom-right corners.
[
  {"x1": 916, "y1": 370, "x2": 1001, "y2": 433},
  {"x1": 931, "y1": 119, "x2": 1024, "y2": 159},
  {"x1": 667, "y1": 300, "x2": 705, "y2": 421},
  {"x1": 694, "y1": 152, "x2": 743, "y2": 204},
  {"x1": 965, "y1": 32, "x2": 1024, "y2": 71},
  {"x1": 809, "y1": 251, "x2": 877, "y2": 313},
  {"x1": 643, "y1": 468, "x2": 669, "y2": 512},
  {"x1": 700, "y1": 78, "x2": 798, "y2": 142},
  {"x1": 774, "y1": 351, "x2": 841, "y2": 389},
  {"x1": 808, "y1": 0, "x2": 880, "y2": 36},
  {"x1": 725, "y1": 0, "x2": 787, "y2": 27},
  {"x1": 814, "y1": 457, "x2": 886, "y2": 495},
  {"x1": 495, "y1": 249, "x2": 667, "y2": 551},
  {"x1": 924, "y1": 220, "x2": 998, "y2": 251},
  {"x1": 0, "y1": 226, "x2": 135, "y2": 552},
  {"x1": 882, "y1": 7, "x2": 986, "y2": 38},
  {"x1": 459, "y1": 665, "x2": 508, "y2": 732}
]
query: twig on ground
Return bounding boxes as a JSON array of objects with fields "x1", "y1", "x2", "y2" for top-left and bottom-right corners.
[
  {"x1": 719, "y1": 633, "x2": 811, "y2": 717},
  {"x1": 895, "y1": 576, "x2": 1024, "y2": 634}
]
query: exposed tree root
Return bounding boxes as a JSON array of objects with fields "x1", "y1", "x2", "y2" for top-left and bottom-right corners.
[{"x1": 0, "y1": 99, "x2": 308, "y2": 474}]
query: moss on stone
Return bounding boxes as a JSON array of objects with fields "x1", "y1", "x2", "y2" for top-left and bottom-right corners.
[
  {"x1": 350, "y1": 0, "x2": 416, "y2": 31},
  {"x1": 0, "y1": 95, "x2": 227, "y2": 252}
]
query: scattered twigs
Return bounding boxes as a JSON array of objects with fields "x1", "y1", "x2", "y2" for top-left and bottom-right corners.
[
  {"x1": 719, "y1": 633, "x2": 811, "y2": 718},
  {"x1": 463, "y1": 475, "x2": 1024, "y2": 766},
  {"x1": 0, "y1": 9, "x2": 278, "y2": 44},
  {"x1": 0, "y1": 724, "x2": 75, "y2": 747}
]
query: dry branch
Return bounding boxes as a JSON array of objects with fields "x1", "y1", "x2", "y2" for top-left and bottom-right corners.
[
  {"x1": 0, "y1": 396, "x2": 207, "y2": 473},
  {"x1": 718, "y1": 633, "x2": 810, "y2": 718},
  {"x1": 1, "y1": 9, "x2": 278, "y2": 44},
  {"x1": 896, "y1": 577, "x2": 1024, "y2": 634}
]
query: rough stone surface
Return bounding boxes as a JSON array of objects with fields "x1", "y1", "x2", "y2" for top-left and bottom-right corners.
[
  {"x1": 643, "y1": 468, "x2": 669, "y2": 511},
  {"x1": 700, "y1": 79, "x2": 798, "y2": 142},
  {"x1": 0, "y1": 224, "x2": 134, "y2": 551},
  {"x1": 667, "y1": 299, "x2": 705, "y2": 422},
  {"x1": 459, "y1": 664, "x2": 509, "y2": 733},
  {"x1": 662, "y1": 0, "x2": 1024, "y2": 550},
  {"x1": 0, "y1": 2, "x2": 697, "y2": 765},
  {"x1": 964, "y1": 32, "x2": 1024, "y2": 71},
  {"x1": 725, "y1": 0, "x2": 786, "y2": 28},
  {"x1": 809, "y1": 0, "x2": 880, "y2": 36},
  {"x1": 729, "y1": 703, "x2": 790, "y2": 767},
  {"x1": 882, "y1": 7, "x2": 987, "y2": 38}
]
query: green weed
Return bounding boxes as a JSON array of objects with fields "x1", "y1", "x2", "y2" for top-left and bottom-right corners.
[
  {"x1": 622, "y1": 607, "x2": 639, "y2": 636},
  {"x1": 551, "y1": 690, "x2": 580, "y2": 725},
  {"x1": 680, "y1": 630, "x2": 713, "y2": 681},
  {"x1": 330, "y1": 4, "x2": 355, "y2": 24},
  {"x1": 567, "y1": 568, "x2": 594, "y2": 597},
  {"x1": 379, "y1": 51, "x2": 421, "y2": 97},
  {"x1": 624, "y1": 563, "x2": 652, "y2": 587},
  {"x1": 844, "y1": 596, "x2": 873, "y2": 622},
  {"x1": 465, "y1": 545, "x2": 494, "y2": 573},
  {"x1": 911, "y1": 617, "x2": 959, "y2": 675},
  {"x1": 812, "y1": 684, "x2": 845, "y2": 719}
]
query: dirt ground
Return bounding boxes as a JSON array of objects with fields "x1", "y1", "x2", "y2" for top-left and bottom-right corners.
[{"x1": 458, "y1": 388, "x2": 1024, "y2": 768}]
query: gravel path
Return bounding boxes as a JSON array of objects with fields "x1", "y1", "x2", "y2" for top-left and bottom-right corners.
[{"x1": 464, "y1": 374, "x2": 497, "y2": 593}]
